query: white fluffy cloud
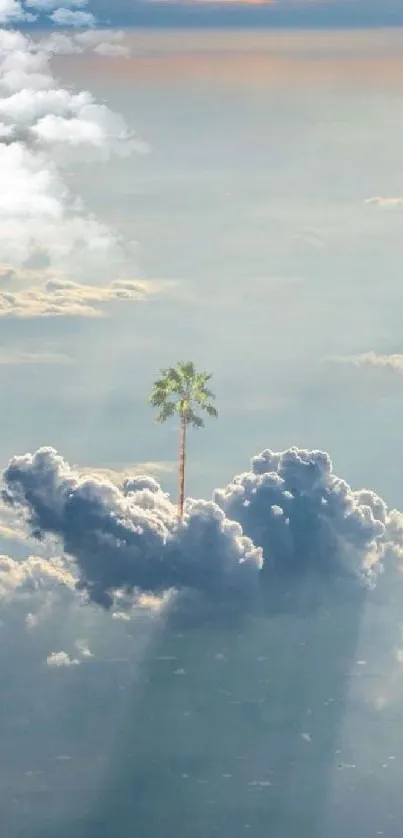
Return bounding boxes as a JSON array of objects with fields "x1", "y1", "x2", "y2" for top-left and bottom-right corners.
[
  {"x1": 49, "y1": 7, "x2": 96, "y2": 26},
  {"x1": 46, "y1": 650, "x2": 79, "y2": 666},
  {"x1": 0, "y1": 0, "x2": 99, "y2": 25},
  {"x1": 0, "y1": 0, "x2": 36, "y2": 23},
  {"x1": 0, "y1": 27, "x2": 143, "y2": 279}
]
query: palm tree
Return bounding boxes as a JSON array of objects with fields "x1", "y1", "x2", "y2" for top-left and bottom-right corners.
[{"x1": 148, "y1": 361, "x2": 218, "y2": 521}]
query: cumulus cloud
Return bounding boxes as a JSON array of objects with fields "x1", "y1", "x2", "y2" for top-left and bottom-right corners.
[
  {"x1": 1, "y1": 0, "x2": 101, "y2": 25},
  {"x1": 3, "y1": 445, "x2": 403, "y2": 614},
  {"x1": 0, "y1": 277, "x2": 156, "y2": 318},
  {"x1": 0, "y1": 76, "x2": 146, "y2": 157},
  {"x1": 0, "y1": 28, "x2": 143, "y2": 276},
  {"x1": 0, "y1": 553, "x2": 76, "y2": 600},
  {"x1": 49, "y1": 8, "x2": 96, "y2": 26},
  {"x1": 2, "y1": 447, "x2": 263, "y2": 609},
  {"x1": 0, "y1": 0, "x2": 35, "y2": 23},
  {"x1": 214, "y1": 447, "x2": 403, "y2": 582},
  {"x1": 327, "y1": 351, "x2": 403, "y2": 373},
  {"x1": 46, "y1": 650, "x2": 79, "y2": 666}
]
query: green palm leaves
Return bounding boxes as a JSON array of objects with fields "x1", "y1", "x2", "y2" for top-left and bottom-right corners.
[
  {"x1": 149, "y1": 361, "x2": 218, "y2": 428},
  {"x1": 148, "y1": 361, "x2": 218, "y2": 519}
]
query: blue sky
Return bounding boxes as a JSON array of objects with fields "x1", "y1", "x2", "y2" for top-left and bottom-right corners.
[{"x1": 21, "y1": 1, "x2": 403, "y2": 29}]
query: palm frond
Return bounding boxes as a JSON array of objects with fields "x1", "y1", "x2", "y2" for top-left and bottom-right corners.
[
  {"x1": 178, "y1": 361, "x2": 196, "y2": 382},
  {"x1": 203, "y1": 404, "x2": 218, "y2": 418},
  {"x1": 188, "y1": 412, "x2": 205, "y2": 429},
  {"x1": 155, "y1": 401, "x2": 177, "y2": 423},
  {"x1": 149, "y1": 361, "x2": 217, "y2": 427}
]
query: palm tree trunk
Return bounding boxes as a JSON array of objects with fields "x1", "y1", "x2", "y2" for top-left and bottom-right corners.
[{"x1": 178, "y1": 414, "x2": 186, "y2": 521}]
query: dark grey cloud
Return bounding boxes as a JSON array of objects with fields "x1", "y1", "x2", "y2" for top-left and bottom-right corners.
[
  {"x1": 2, "y1": 447, "x2": 262, "y2": 608},
  {"x1": 3, "y1": 445, "x2": 403, "y2": 612}
]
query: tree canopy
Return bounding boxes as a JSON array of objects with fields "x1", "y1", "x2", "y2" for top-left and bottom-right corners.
[{"x1": 148, "y1": 361, "x2": 218, "y2": 428}]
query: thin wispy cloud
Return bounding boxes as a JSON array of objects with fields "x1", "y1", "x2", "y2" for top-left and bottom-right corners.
[
  {"x1": 365, "y1": 196, "x2": 403, "y2": 208},
  {"x1": 0, "y1": 277, "x2": 161, "y2": 318},
  {"x1": 0, "y1": 349, "x2": 72, "y2": 365},
  {"x1": 49, "y1": 7, "x2": 96, "y2": 25},
  {"x1": 327, "y1": 351, "x2": 403, "y2": 373},
  {"x1": 76, "y1": 461, "x2": 175, "y2": 484}
]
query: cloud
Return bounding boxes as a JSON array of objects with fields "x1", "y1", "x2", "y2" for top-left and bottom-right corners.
[
  {"x1": 92, "y1": 41, "x2": 130, "y2": 57},
  {"x1": 214, "y1": 447, "x2": 403, "y2": 581},
  {"x1": 327, "y1": 351, "x2": 403, "y2": 373},
  {"x1": 49, "y1": 7, "x2": 96, "y2": 26},
  {"x1": 0, "y1": 28, "x2": 143, "y2": 276},
  {"x1": 0, "y1": 349, "x2": 72, "y2": 365},
  {"x1": 1, "y1": 0, "x2": 101, "y2": 25},
  {"x1": 3, "y1": 445, "x2": 403, "y2": 614},
  {"x1": 38, "y1": 29, "x2": 132, "y2": 58},
  {"x1": 46, "y1": 650, "x2": 80, "y2": 666},
  {"x1": 75, "y1": 638, "x2": 93, "y2": 657},
  {"x1": 2, "y1": 447, "x2": 263, "y2": 609},
  {"x1": 76, "y1": 462, "x2": 175, "y2": 484},
  {"x1": 365, "y1": 197, "x2": 403, "y2": 209},
  {"x1": 0, "y1": 0, "x2": 35, "y2": 23},
  {"x1": 0, "y1": 277, "x2": 157, "y2": 318},
  {"x1": 0, "y1": 83, "x2": 146, "y2": 157},
  {"x1": 0, "y1": 495, "x2": 29, "y2": 541},
  {"x1": 0, "y1": 553, "x2": 76, "y2": 600}
]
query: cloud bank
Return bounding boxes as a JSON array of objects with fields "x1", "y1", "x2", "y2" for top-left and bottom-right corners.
[{"x1": 3, "y1": 445, "x2": 403, "y2": 613}]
